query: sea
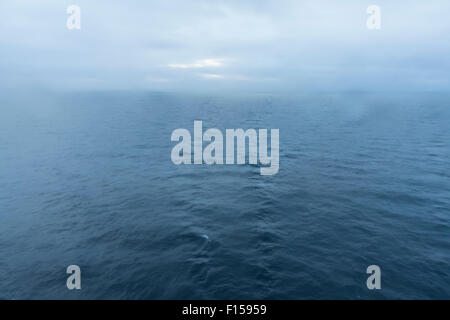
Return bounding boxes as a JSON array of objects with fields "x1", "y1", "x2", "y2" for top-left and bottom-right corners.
[{"x1": 0, "y1": 91, "x2": 449, "y2": 299}]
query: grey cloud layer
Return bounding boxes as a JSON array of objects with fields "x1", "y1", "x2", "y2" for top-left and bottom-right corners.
[{"x1": 1, "y1": 0, "x2": 449, "y2": 92}]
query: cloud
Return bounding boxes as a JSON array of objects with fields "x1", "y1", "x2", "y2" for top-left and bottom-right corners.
[
  {"x1": 145, "y1": 76, "x2": 172, "y2": 83},
  {"x1": 168, "y1": 59, "x2": 225, "y2": 69},
  {"x1": 199, "y1": 74, "x2": 279, "y2": 82},
  {"x1": 0, "y1": 0, "x2": 449, "y2": 92},
  {"x1": 201, "y1": 73, "x2": 224, "y2": 79}
]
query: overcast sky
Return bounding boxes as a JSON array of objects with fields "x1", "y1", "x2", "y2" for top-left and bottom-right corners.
[{"x1": 1, "y1": 0, "x2": 449, "y2": 92}]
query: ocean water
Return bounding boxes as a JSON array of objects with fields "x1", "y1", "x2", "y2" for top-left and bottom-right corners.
[{"x1": 0, "y1": 91, "x2": 449, "y2": 299}]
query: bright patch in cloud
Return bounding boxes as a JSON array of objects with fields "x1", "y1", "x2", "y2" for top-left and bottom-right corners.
[
  {"x1": 145, "y1": 76, "x2": 171, "y2": 83},
  {"x1": 168, "y1": 59, "x2": 224, "y2": 69},
  {"x1": 201, "y1": 73, "x2": 224, "y2": 79}
]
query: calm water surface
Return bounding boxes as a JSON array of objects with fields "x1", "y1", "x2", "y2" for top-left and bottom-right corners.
[{"x1": 0, "y1": 91, "x2": 449, "y2": 299}]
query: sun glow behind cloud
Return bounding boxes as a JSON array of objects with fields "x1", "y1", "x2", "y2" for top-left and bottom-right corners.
[
  {"x1": 201, "y1": 73, "x2": 224, "y2": 79},
  {"x1": 168, "y1": 59, "x2": 225, "y2": 69}
]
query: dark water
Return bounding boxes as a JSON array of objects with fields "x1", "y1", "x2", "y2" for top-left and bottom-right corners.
[{"x1": 0, "y1": 91, "x2": 449, "y2": 299}]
